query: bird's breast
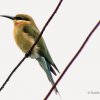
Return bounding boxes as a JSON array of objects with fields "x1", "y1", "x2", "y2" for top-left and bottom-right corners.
[{"x1": 13, "y1": 27, "x2": 39, "y2": 58}]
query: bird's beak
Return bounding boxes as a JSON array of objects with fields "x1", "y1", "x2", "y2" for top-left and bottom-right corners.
[{"x1": 0, "y1": 15, "x2": 14, "y2": 20}]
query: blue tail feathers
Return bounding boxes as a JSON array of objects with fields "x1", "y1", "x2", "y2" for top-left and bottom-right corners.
[{"x1": 36, "y1": 57, "x2": 59, "y2": 94}]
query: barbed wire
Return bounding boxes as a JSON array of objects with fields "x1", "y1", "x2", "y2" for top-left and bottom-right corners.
[
  {"x1": 44, "y1": 20, "x2": 100, "y2": 100},
  {"x1": 0, "y1": 0, "x2": 63, "y2": 91}
]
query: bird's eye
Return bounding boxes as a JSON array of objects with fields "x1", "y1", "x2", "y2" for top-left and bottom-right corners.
[
  {"x1": 14, "y1": 17, "x2": 23, "y2": 20},
  {"x1": 14, "y1": 17, "x2": 29, "y2": 21}
]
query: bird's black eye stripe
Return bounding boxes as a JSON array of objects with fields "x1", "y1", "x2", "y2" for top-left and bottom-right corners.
[{"x1": 14, "y1": 17, "x2": 29, "y2": 21}]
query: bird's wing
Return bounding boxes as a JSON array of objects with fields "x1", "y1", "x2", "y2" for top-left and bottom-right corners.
[{"x1": 23, "y1": 25, "x2": 60, "y2": 73}]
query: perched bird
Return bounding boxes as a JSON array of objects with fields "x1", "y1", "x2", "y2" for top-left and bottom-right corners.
[{"x1": 1, "y1": 14, "x2": 60, "y2": 93}]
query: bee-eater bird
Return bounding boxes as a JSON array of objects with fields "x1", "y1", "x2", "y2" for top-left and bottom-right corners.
[{"x1": 1, "y1": 14, "x2": 60, "y2": 93}]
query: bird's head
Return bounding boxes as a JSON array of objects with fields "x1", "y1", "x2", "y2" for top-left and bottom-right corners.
[{"x1": 0, "y1": 14, "x2": 35, "y2": 26}]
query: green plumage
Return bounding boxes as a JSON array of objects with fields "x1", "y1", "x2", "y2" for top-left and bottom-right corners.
[{"x1": 24, "y1": 25, "x2": 60, "y2": 74}]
